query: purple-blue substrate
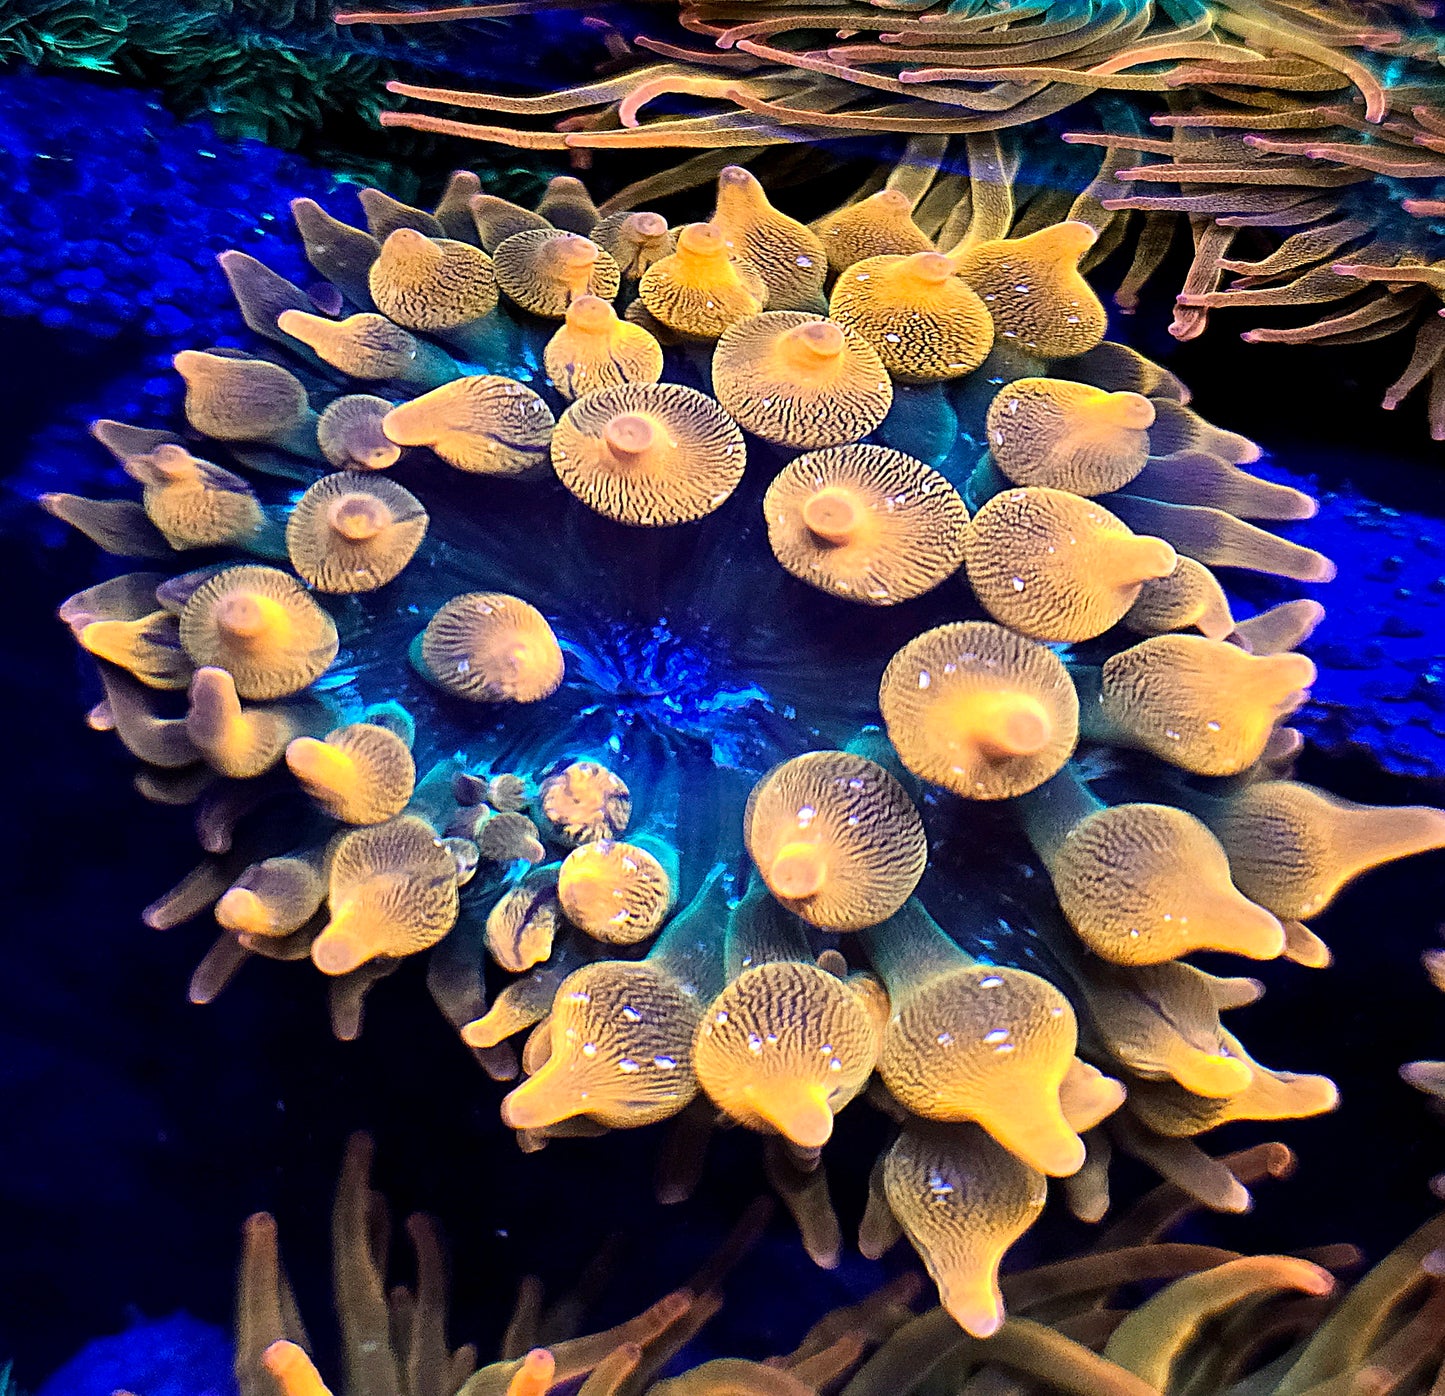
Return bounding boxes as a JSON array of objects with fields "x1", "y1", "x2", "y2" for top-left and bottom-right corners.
[
  {"x1": 1290, "y1": 488, "x2": 1445, "y2": 782},
  {"x1": 35, "y1": 1314, "x2": 234, "y2": 1396},
  {"x1": 1, "y1": 67, "x2": 352, "y2": 513}
]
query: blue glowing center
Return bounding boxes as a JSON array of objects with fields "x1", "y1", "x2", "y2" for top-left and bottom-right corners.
[{"x1": 562, "y1": 617, "x2": 780, "y2": 770}]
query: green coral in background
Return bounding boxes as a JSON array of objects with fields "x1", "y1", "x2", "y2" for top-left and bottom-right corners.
[
  {"x1": 0, "y1": 0, "x2": 553, "y2": 202},
  {"x1": 0, "y1": 0, "x2": 128, "y2": 71}
]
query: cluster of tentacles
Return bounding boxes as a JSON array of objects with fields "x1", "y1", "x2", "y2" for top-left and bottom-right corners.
[
  {"x1": 222, "y1": 1133, "x2": 1445, "y2": 1396},
  {"x1": 45, "y1": 159, "x2": 1445, "y2": 1338},
  {"x1": 1402, "y1": 933, "x2": 1445, "y2": 1198},
  {"x1": 346, "y1": 0, "x2": 1445, "y2": 433}
]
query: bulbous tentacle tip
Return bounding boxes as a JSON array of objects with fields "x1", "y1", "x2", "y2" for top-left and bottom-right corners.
[
  {"x1": 1049, "y1": 802, "x2": 1285, "y2": 965},
  {"x1": 882, "y1": 622, "x2": 1078, "y2": 800},
  {"x1": 1203, "y1": 892, "x2": 1287, "y2": 962},
  {"x1": 500, "y1": 1064, "x2": 572, "y2": 1132},
  {"x1": 714, "y1": 313, "x2": 892, "y2": 450},
  {"x1": 216, "y1": 249, "x2": 315, "y2": 347},
  {"x1": 884, "y1": 1123, "x2": 1045, "y2": 1336},
  {"x1": 745, "y1": 751, "x2": 926, "y2": 930},
  {"x1": 310, "y1": 925, "x2": 370, "y2": 977},
  {"x1": 953, "y1": 224, "x2": 1107, "y2": 359},
  {"x1": 1401, "y1": 1060, "x2": 1445, "y2": 1099},
  {"x1": 1171, "y1": 1052, "x2": 1255, "y2": 1099},
  {"x1": 215, "y1": 888, "x2": 269, "y2": 937},
  {"x1": 1058, "y1": 1058, "x2": 1126, "y2": 1133},
  {"x1": 495, "y1": 227, "x2": 619, "y2": 319},
  {"x1": 540, "y1": 761, "x2": 630, "y2": 845},
  {"x1": 1216, "y1": 782, "x2": 1445, "y2": 922},
  {"x1": 745, "y1": 1081, "x2": 835, "y2": 1151},
  {"x1": 812, "y1": 190, "x2": 932, "y2": 275},
  {"x1": 219, "y1": 850, "x2": 328, "y2": 941},
  {"x1": 639, "y1": 223, "x2": 768, "y2": 340},
  {"x1": 830, "y1": 252, "x2": 991, "y2": 383},
  {"x1": 553, "y1": 381, "x2": 745, "y2": 525},
  {"x1": 941, "y1": 1285, "x2": 1005, "y2": 1341},
  {"x1": 263, "y1": 1341, "x2": 333, "y2": 1396},
  {"x1": 696, "y1": 958, "x2": 877, "y2": 1144},
  {"x1": 991, "y1": 1105, "x2": 1087, "y2": 1180},
  {"x1": 288, "y1": 473, "x2": 427, "y2": 594},
  {"x1": 765, "y1": 445, "x2": 965, "y2": 604},
  {"x1": 421, "y1": 592, "x2": 565, "y2": 703},
  {"x1": 316, "y1": 395, "x2": 402, "y2": 473},
  {"x1": 357, "y1": 187, "x2": 446, "y2": 243},
  {"x1": 558, "y1": 838, "x2": 673, "y2": 944},
  {"x1": 967, "y1": 489, "x2": 1174, "y2": 642},
  {"x1": 1231, "y1": 599, "x2": 1327, "y2": 656},
  {"x1": 970, "y1": 692, "x2": 1054, "y2": 759},
  {"x1": 180, "y1": 566, "x2": 339, "y2": 702},
  {"x1": 485, "y1": 869, "x2": 560, "y2": 972},
  {"x1": 1098, "y1": 635, "x2": 1315, "y2": 777},
  {"x1": 507, "y1": 1349, "x2": 556, "y2": 1396},
  {"x1": 879, "y1": 955, "x2": 1084, "y2": 1175},
  {"x1": 1113, "y1": 535, "x2": 1179, "y2": 587}
]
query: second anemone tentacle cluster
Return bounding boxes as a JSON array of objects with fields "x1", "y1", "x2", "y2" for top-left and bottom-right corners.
[
  {"x1": 352, "y1": 0, "x2": 1445, "y2": 436},
  {"x1": 45, "y1": 150, "x2": 1445, "y2": 1340},
  {"x1": 232, "y1": 1131, "x2": 1445, "y2": 1396}
]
